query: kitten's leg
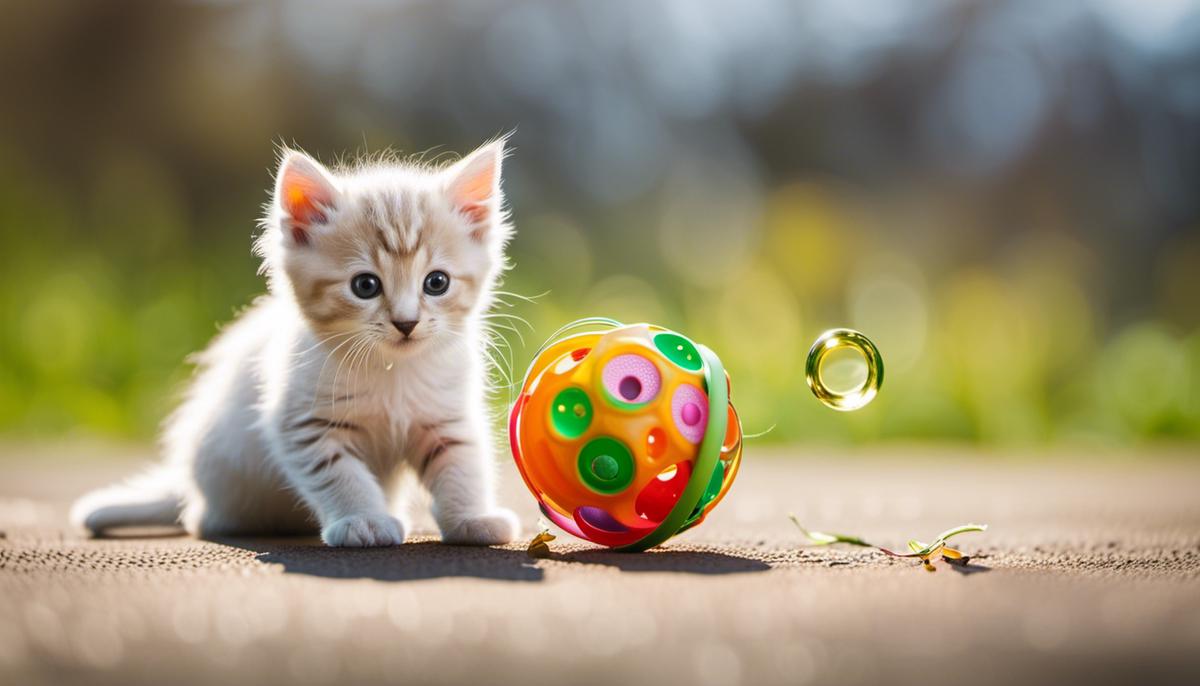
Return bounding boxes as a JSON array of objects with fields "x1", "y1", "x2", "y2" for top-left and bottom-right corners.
[
  {"x1": 276, "y1": 419, "x2": 405, "y2": 547},
  {"x1": 416, "y1": 422, "x2": 519, "y2": 546}
]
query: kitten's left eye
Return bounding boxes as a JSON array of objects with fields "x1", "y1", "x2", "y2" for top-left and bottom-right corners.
[
  {"x1": 423, "y1": 270, "x2": 450, "y2": 296},
  {"x1": 350, "y1": 272, "x2": 383, "y2": 299}
]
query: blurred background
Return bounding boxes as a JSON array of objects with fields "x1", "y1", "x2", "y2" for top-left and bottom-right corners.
[{"x1": 0, "y1": 0, "x2": 1197, "y2": 448}]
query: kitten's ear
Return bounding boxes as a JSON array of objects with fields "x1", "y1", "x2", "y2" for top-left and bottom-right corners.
[
  {"x1": 444, "y1": 140, "x2": 505, "y2": 241},
  {"x1": 274, "y1": 150, "x2": 339, "y2": 246}
]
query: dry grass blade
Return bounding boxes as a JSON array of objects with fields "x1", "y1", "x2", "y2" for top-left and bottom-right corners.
[{"x1": 789, "y1": 516, "x2": 988, "y2": 571}]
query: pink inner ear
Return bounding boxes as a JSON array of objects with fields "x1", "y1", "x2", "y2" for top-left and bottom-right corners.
[
  {"x1": 457, "y1": 164, "x2": 494, "y2": 205},
  {"x1": 460, "y1": 201, "x2": 490, "y2": 225},
  {"x1": 448, "y1": 147, "x2": 500, "y2": 229},
  {"x1": 282, "y1": 169, "x2": 333, "y2": 226},
  {"x1": 277, "y1": 154, "x2": 337, "y2": 247}
]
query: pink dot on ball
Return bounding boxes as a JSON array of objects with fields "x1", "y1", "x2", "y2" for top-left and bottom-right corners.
[
  {"x1": 670, "y1": 384, "x2": 708, "y2": 444},
  {"x1": 602, "y1": 354, "x2": 661, "y2": 405}
]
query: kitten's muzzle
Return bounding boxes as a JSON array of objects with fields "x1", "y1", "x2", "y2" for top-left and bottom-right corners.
[{"x1": 392, "y1": 320, "x2": 419, "y2": 338}]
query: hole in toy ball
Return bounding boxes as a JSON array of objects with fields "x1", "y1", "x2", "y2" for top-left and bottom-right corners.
[
  {"x1": 618, "y1": 376, "x2": 642, "y2": 401},
  {"x1": 554, "y1": 355, "x2": 580, "y2": 375},
  {"x1": 551, "y1": 348, "x2": 591, "y2": 377},
  {"x1": 681, "y1": 402, "x2": 702, "y2": 426},
  {"x1": 635, "y1": 461, "x2": 692, "y2": 523},
  {"x1": 577, "y1": 437, "x2": 635, "y2": 494},
  {"x1": 601, "y1": 354, "x2": 661, "y2": 405},
  {"x1": 722, "y1": 404, "x2": 741, "y2": 452},
  {"x1": 646, "y1": 427, "x2": 667, "y2": 458},
  {"x1": 550, "y1": 388, "x2": 592, "y2": 439},
  {"x1": 700, "y1": 460, "x2": 725, "y2": 509},
  {"x1": 576, "y1": 506, "x2": 627, "y2": 532},
  {"x1": 590, "y1": 454, "x2": 620, "y2": 481}
]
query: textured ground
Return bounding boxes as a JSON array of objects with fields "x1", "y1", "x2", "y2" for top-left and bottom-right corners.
[{"x1": 1, "y1": 443, "x2": 1199, "y2": 686}]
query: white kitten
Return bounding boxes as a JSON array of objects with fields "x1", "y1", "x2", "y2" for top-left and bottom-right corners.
[{"x1": 71, "y1": 139, "x2": 520, "y2": 547}]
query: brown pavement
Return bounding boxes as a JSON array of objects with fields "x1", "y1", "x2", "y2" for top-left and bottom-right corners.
[{"x1": 1, "y1": 443, "x2": 1199, "y2": 686}]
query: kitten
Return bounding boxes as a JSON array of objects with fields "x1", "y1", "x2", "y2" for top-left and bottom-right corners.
[{"x1": 70, "y1": 139, "x2": 520, "y2": 547}]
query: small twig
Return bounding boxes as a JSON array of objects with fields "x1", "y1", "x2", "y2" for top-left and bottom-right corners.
[
  {"x1": 788, "y1": 514, "x2": 872, "y2": 547},
  {"x1": 789, "y1": 514, "x2": 987, "y2": 571}
]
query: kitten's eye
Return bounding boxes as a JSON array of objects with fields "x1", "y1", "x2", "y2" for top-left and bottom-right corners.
[
  {"x1": 423, "y1": 270, "x2": 450, "y2": 296},
  {"x1": 350, "y1": 272, "x2": 383, "y2": 299}
]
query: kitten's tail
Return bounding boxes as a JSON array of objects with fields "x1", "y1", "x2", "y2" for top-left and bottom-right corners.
[{"x1": 70, "y1": 465, "x2": 185, "y2": 535}]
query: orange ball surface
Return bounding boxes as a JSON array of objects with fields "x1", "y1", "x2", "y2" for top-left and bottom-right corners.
[{"x1": 509, "y1": 322, "x2": 743, "y2": 550}]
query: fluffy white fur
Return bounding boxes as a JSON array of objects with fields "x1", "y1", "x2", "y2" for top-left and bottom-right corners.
[{"x1": 71, "y1": 139, "x2": 520, "y2": 547}]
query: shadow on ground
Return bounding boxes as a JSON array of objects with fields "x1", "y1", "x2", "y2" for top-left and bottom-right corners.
[
  {"x1": 219, "y1": 539, "x2": 547, "y2": 582},
  {"x1": 211, "y1": 538, "x2": 773, "y2": 581},
  {"x1": 946, "y1": 558, "x2": 992, "y2": 575},
  {"x1": 558, "y1": 548, "x2": 771, "y2": 574}
]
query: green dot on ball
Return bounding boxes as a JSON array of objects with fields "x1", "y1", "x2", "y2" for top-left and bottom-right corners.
[
  {"x1": 577, "y1": 437, "x2": 635, "y2": 494},
  {"x1": 591, "y1": 454, "x2": 619, "y2": 480},
  {"x1": 654, "y1": 332, "x2": 703, "y2": 371},
  {"x1": 550, "y1": 388, "x2": 592, "y2": 439}
]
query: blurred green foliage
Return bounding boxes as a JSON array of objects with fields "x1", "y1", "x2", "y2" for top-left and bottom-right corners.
[
  {"x1": 3, "y1": 153, "x2": 1196, "y2": 445},
  {"x1": 498, "y1": 186, "x2": 1200, "y2": 447},
  {"x1": 0, "y1": 0, "x2": 1198, "y2": 447},
  {"x1": 0, "y1": 147, "x2": 262, "y2": 437}
]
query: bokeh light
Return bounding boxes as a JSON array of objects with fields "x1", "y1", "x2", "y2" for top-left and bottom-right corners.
[{"x1": 0, "y1": 0, "x2": 1197, "y2": 448}]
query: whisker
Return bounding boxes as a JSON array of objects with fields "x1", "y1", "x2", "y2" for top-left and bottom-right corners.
[
  {"x1": 342, "y1": 339, "x2": 366, "y2": 413},
  {"x1": 307, "y1": 332, "x2": 367, "y2": 418},
  {"x1": 346, "y1": 335, "x2": 378, "y2": 406},
  {"x1": 475, "y1": 325, "x2": 516, "y2": 388},
  {"x1": 290, "y1": 330, "x2": 357, "y2": 359},
  {"x1": 482, "y1": 316, "x2": 532, "y2": 342},
  {"x1": 345, "y1": 334, "x2": 379, "y2": 413},
  {"x1": 482, "y1": 326, "x2": 516, "y2": 370},
  {"x1": 492, "y1": 289, "x2": 550, "y2": 305},
  {"x1": 483, "y1": 320, "x2": 526, "y2": 347},
  {"x1": 328, "y1": 334, "x2": 371, "y2": 418},
  {"x1": 483, "y1": 311, "x2": 535, "y2": 328},
  {"x1": 481, "y1": 338, "x2": 514, "y2": 389}
]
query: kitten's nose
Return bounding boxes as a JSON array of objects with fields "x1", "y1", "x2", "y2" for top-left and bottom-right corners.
[{"x1": 392, "y1": 320, "x2": 419, "y2": 337}]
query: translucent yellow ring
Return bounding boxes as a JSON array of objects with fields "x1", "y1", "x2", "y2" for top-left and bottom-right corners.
[{"x1": 805, "y1": 328, "x2": 884, "y2": 411}]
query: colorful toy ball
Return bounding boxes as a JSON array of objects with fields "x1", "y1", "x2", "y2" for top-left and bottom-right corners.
[{"x1": 509, "y1": 318, "x2": 743, "y2": 551}]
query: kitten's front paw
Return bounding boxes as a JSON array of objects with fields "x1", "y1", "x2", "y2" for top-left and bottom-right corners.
[
  {"x1": 322, "y1": 513, "x2": 406, "y2": 547},
  {"x1": 440, "y1": 509, "x2": 520, "y2": 546}
]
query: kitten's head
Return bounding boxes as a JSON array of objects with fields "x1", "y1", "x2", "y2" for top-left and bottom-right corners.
[{"x1": 257, "y1": 139, "x2": 512, "y2": 357}]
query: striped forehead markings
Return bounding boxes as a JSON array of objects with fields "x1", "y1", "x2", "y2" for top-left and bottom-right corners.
[{"x1": 368, "y1": 189, "x2": 431, "y2": 257}]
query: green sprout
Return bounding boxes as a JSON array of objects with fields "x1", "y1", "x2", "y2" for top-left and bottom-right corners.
[{"x1": 789, "y1": 514, "x2": 987, "y2": 572}]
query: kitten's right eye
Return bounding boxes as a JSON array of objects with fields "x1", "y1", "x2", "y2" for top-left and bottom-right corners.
[{"x1": 350, "y1": 273, "x2": 383, "y2": 299}]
